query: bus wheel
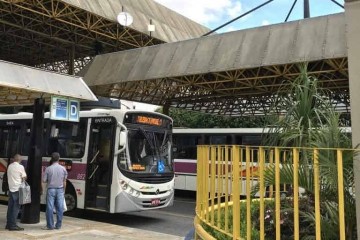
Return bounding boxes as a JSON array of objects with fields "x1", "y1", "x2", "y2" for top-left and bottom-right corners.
[{"x1": 65, "y1": 184, "x2": 77, "y2": 212}]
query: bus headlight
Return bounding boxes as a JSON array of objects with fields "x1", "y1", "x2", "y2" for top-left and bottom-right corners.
[
  {"x1": 120, "y1": 180, "x2": 141, "y2": 196},
  {"x1": 120, "y1": 180, "x2": 128, "y2": 190}
]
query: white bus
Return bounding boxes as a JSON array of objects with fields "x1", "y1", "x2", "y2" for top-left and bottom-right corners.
[
  {"x1": 173, "y1": 128, "x2": 266, "y2": 192},
  {"x1": 0, "y1": 109, "x2": 174, "y2": 213},
  {"x1": 172, "y1": 127, "x2": 351, "y2": 193}
]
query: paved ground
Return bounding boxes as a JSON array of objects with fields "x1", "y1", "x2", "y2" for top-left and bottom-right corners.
[
  {"x1": 0, "y1": 204, "x2": 183, "y2": 240},
  {"x1": 0, "y1": 192, "x2": 196, "y2": 240},
  {"x1": 66, "y1": 195, "x2": 197, "y2": 237}
]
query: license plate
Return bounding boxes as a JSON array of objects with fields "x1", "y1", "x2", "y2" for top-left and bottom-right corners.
[{"x1": 151, "y1": 199, "x2": 161, "y2": 206}]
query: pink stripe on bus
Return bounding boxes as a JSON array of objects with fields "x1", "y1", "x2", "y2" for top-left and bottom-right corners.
[
  {"x1": 174, "y1": 162, "x2": 197, "y2": 174},
  {"x1": 10, "y1": 160, "x2": 87, "y2": 181}
]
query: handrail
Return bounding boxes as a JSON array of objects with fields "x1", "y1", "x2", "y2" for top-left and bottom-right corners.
[
  {"x1": 88, "y1": 165, "x2": 99, "y2": 180},
  {"x1": 194, "y1": 145, "x2": 354, "y2": 240},
  {"x1": 89, "y1": 150, "x2": 100, "y2": 164},
  {"x1": 115, "y1": 121, "x2": 128, "y2": 156}
]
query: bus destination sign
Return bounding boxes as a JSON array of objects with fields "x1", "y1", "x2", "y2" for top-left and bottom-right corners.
[
  {"x1": 124, "y1": 113, "x2": 172, "y2": 129},
  {"x1": 131, "y1": 164, "x2": 146, "y2": 171},
  {"x1": 136, "y1": 116, "x2": 163, "y2": 126}
]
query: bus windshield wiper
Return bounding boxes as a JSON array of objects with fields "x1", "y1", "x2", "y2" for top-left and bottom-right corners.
[{"x1": 139, "y1": 127, "x2": 158, "y2": 163}]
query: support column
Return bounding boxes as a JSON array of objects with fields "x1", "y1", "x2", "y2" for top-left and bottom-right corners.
[
  {"x1": 21, "y1": 98, "x2": 45, "y2": 224},
  {"x1": 68, "y1": 45, "x2": 75, "y2": 75},
  {"x1": 163, "y1": 102, "x2": 170, "y2": 116},
  {"x1": 304, "y1": 0, "x2": 310, "y2": 18},
  {"x1": 345, "y1": 0, "x2": 360, "y2": 237}
]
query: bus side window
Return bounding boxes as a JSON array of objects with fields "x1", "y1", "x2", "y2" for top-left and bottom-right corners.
[
  {"x1": 242, "y1": 135, "x2": 262, "y2": 145},
  {"x1": 0, "y1": 127, "x2": 21, "y2": 157},
  {"x1": 21, "y1": 124, "x2": 31, "y2": 156},
  {"x1": 235, "y1": 135, "x2": 242, "y2": 144},
  {"x1": 0, "y1": 128, "x2": 8, "y2": 157},
  {"x1": 9, "y1": 128, "x2": 21, "y2": 157},
  {"x1": 47, "y1": 119, "x2": 87, "y2": 158},
  {"x1": 199, "y1": 135, "x2": 205, "y2": 144},
  {"x1": 173, "y1": 135, "x2": 200, "y2": 159},
  {"x1": 209, "y1": 135, "x2": 227, "y2": 145}
]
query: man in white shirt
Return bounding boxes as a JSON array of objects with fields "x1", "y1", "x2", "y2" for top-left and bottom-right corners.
[{"x1": 6, "y1": 154, "x2": 27, "y2": 231}]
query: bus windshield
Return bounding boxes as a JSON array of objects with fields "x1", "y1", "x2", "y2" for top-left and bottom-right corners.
[{"x1": 121, "y1": 128, "x2": 173, "y2": 173}]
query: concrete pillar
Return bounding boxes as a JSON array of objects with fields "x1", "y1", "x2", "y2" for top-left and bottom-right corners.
[
  {"x1": 163, "y1": 102, "x2": 170, "y2": 116},
  {"x1": 21, "y1": 98, "x2": 45, "y2": 223},
  {"x1": 68, "y1": 45, "x2": 75, "y2": 75},
  {"x1": 345, "y1": 0, "x2": 360, "y2": 237}
]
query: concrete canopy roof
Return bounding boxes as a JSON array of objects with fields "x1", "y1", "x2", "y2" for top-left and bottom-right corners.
[
  {"x1": 61, "y1": 0, "x2": 210, "y2": 43},
  {"x1": 0, "y1": 0, "x2": 208, "y2": 75},
  {"x1": 82, "y1": 13, "x2": 349, "y2": 116},
  {"x1": 0, "y1": 60, "x2": 97, "y2": 106}
]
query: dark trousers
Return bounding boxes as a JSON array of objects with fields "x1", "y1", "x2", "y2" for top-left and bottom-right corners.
[{"x1": 6, "y1": 191, "x2": 20, "y2": 228}]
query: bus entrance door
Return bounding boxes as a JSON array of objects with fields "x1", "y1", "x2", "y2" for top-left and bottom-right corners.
[{"x1": 85, "y1": 120, "x2": 114, "y2": 211}]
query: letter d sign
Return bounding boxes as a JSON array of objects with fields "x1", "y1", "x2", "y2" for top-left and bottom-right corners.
[
  {"x1": 69, "y1": 100, "x2": 79, "y2": 122},
  {"x1": 71, "y1": 104, "x2": 77, "y2": 115}
]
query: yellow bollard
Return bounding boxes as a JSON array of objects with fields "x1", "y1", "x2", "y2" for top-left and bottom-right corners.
[
  {"x1": 259, "y1": 147, "x2": 265, "y2": 240},
  {"x1": 313, "y1": 149, "x2": 321, "y2": 240},
  {"x1": 275, "y1": 148, "x2": 281, "y2": 240},
  {"x1": 337, "y1": 150, "x2": 345, "y2": 240},
  {"x1": 210, "y1": 147, "x2": 216, "y2": 226},
  {"x1": 293, "y1": 148, "x2": 299, "y2": 240},
  {"x1": 246, "y1": 146, "x2": 251, "y2": 240},
  {"x1": 232, "y1": 146, "x2": 240, "y2": 240},
  {"x1": 225, "y1": 146, "x2": 229, "y2": 232}
]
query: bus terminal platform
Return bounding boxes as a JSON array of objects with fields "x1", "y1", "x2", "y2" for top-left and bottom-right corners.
[{"x1": 0, "y1": 204, "x2": 182, "y2": 240}]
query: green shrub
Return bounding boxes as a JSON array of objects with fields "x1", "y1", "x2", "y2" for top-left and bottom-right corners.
[{"x1": 201, "y1": 198, "x2": 319, "y2": 240}]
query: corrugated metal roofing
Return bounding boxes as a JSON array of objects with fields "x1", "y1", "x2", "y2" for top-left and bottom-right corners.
[
  {"x1": 82, "y1": 13, "x2": 347, "y2": 86},
  {"x1": 61, "y1": 0, "x2": 210, "y2": 42}
]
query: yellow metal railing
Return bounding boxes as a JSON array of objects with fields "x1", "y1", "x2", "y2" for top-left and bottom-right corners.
[{"x1": 194, "y1": 145, "x2": 355, "y2": 240}]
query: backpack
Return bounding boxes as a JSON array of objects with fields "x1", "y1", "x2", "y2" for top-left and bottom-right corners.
[{"x1": 2, "y1": 170, "x2": 9, "y2": 192}]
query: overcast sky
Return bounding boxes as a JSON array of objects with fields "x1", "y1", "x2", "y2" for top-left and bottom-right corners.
[{"x1": 133, "y1": 0, "x2": 344, "y2": 111}]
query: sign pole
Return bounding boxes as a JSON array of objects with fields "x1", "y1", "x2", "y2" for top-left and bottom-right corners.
[{"x1": 21, "y1": 98, "x2": 45, "y2": 223}]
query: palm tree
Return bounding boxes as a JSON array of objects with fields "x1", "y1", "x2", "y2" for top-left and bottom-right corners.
[
  {"x1": 264, "y1": 64, "x2": 332, "y2": 165},
  {"x1": 253, "y1": 64, "x2": 357, "y2": 239},
  {"x1": 307, "y1": 111, "x2": 356, "y2": 239}
]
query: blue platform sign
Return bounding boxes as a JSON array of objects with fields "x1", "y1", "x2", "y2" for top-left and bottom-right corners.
[{"x1": 50, "y1": 96, "x2": 79, "y2": 122}]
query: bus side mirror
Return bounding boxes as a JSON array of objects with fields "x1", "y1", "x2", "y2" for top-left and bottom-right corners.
[{"x1": 119, "y1": 131, "x2": 127, "y2": 147}]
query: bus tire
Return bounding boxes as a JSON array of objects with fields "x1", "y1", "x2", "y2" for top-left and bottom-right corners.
[{"x1": 65, "y1": 182, "x2": 77, "y2": 212}]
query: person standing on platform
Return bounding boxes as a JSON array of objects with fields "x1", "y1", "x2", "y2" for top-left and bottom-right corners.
[
  {"x1": 6, "y1": 154, "x2": 27, "y2": 231},
  {"x1": 42, "y1": 152, "x2": 67, "y2": 230}
]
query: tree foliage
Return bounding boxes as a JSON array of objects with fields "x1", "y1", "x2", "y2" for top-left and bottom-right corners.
[
  {"x1": 255, "y1": 64, "x2": 357, "y2": 239},
  {"x1": 156, "y1": 107, "x2": 274, "y2": 128}
]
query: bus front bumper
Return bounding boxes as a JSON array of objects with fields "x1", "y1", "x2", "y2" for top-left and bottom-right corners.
[{"x1": 114, "y1": 189, "x2": 174, "y2": 213}]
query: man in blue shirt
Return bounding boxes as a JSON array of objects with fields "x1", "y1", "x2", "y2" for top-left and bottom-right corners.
[{"x1": 42, "y1": 152, "x2": 68, "y2": 230}]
